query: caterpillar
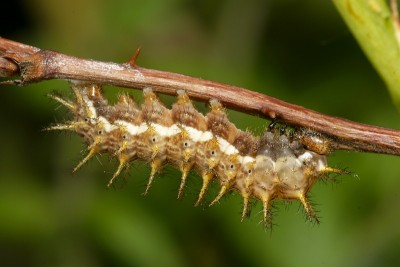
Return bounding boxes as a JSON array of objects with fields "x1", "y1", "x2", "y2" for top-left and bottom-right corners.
[{"x1": 47, "y1": 81, "x2": 342, "y2": 227}]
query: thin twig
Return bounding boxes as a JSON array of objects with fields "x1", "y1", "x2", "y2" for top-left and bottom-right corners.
[{"x1": 1, "y1": 37, "x2": 400, "y2": 156}]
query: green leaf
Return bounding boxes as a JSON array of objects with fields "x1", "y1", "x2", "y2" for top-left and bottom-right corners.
[{"x1": 333, "y1": 0, "x2": 400, "y2": 110}]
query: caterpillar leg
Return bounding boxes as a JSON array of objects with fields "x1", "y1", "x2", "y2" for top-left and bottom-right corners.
[
  {"x1": 72, "y1": 142, "x2": 99, "y2": 173},
  {"x1": 241, "y1": 195, "x2": 251, "y2": 222},
  {"x1": 47, "y1": 93, "x2": 76, "y2": 111},
  {"x1": 144, "y1": 159, "x2": 162, "y2": 195},
  {"x1": 107, "y1": 154, "x2": 129, "y2": 188},
  {"x1": 298, "y1": 193, "x2": 319, "y2": 223},
  {"x1": 262, "y1": 195, "x2": 273, "y2": 229},
  {"x1": 320, "y1": 166, "x2": 348, "y2": 175},
  {"x1": 178, "y1": 163, "x2": 193, "y2": 199},
  {"x1": 44, "y1": 122, "x2": 77, "y2": 132},
  {"x1": 195, "y1": 172, "x2": 213, "y2": 206},
  {"x1": 209, "y1": 185, "x2": 229, "y2": 207},
  {"x1": 240, "y1": 176, "x2": 253, "y2": 221}
]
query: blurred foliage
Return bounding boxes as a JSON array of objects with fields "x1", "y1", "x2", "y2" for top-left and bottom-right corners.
[
  {"x1": 334, "y1": 0, "x2": 400, "y2": 110},
  {"x1": 1, "y1": 0, "x2": 400, "y2": 267}
]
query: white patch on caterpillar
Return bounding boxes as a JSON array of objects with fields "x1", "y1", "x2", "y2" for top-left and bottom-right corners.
[
  {"x1": 82, "y1": 97, "x2": 97, "y2": 119},
  {"x1": 298, "y1": 151, "x2": 313, "y2": 162},
  {"x1": 98, "y1": 116, "x2": 118, "y2": 132},
  {"x1": 317, "y1": 159, "x2": 327, "y2": 171},
  {"x1": 217, "y1": 137, "x2": 239, "y2": 155},
  {"x1": 241, "y1": 156, "x2": 255, "y2": 164},
  {"x1": 116, "y1": 120, "x2": 148, "y2": 136},
  {"x1": 310, "y1": 136, "x2": 324, "y2": 144},
  {"x1": 152, "y1": 123, "x2": 181, "y2": 137},
  {"x1": 298, "y1": 151, "x2": 328, "y2": 171},
  {"x1": 183, "y1": 126, "x2": 213, "y2": 142}
]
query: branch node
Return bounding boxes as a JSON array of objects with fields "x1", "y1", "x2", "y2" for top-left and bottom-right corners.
[{"x1": 261, "y1": 106, "x2": 276, "y2": 120}]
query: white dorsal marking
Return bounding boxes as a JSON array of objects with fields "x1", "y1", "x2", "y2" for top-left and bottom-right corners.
[
  {"x1": 116, "y1": 121, "x2": 148, "y2": 136},
  {"x1": 152, "y1": 123, "x2": 181, "y2": 137},
  {"x1": 83, "y1": 98, "x2": 97, "y2": 118},
  {"x1": 98, "y1": 116, "x2": 118, "y2": 132},
  {"x1": 242, "y1": 156, "x2": 255, "y2": 165},
  {"x1": 217, "y1": 137, "x2": 239, "y2": 155},
  {"x1": 298, "y1": 151, "x2": 313, "y2": 163},
  {"x1": 183, "y1": 126, "x2": 213, "y2": 142}
]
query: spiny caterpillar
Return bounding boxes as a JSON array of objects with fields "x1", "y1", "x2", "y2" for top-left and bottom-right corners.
[{"x1": 47, "y1": 82, "x2": 342, "y2": 227}]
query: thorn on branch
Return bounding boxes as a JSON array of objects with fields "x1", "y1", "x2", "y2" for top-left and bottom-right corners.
[{"x1": 128, "y1": 47, "x2": 142, "y2": 67}]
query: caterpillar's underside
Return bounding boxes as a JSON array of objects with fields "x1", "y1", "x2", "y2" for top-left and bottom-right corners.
[{"x1": 48, "y1": 82, "x2": 342, "y2": 227}]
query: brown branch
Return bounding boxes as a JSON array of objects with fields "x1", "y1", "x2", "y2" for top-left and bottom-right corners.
[{"x1": 1, "y1": 37, "x2": 400, "y2": 156}]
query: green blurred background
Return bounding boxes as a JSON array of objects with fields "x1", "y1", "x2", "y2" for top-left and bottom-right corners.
[{"x1": 1, "y1": 0, "x2": 400, "y2": 266}]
